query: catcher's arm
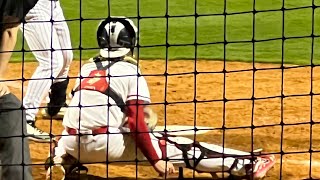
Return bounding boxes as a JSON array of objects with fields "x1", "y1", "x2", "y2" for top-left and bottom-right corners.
[
  {"x1": 125, "y1": 71, "x2": 175, "y2": 175},
  {"x1": 124, "y1": 71, "x2": 157, "y2": 164},
  {"x1": 125, "y1": 100, "x2": 175, "y2": 176},
  {"x1": 125, "y1": 100, "x2": 159, "y2": 164}
]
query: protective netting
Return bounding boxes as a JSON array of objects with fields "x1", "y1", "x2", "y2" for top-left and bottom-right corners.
[{"x1": 0, "y1": 0, "x2": 318, "y2": 179}]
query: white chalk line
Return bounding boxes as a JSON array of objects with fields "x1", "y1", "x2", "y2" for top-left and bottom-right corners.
[{"x1": 278, "y1": 159, "x2": 320, "y2": 167}]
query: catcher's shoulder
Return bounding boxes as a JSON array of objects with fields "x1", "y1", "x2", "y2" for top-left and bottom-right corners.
[
  {"x1": 81, "y1": 55, "x2": 142, "y2": 72},
  {"x1": 117, "y1": 56, "x2": 141, "y2": 71}
]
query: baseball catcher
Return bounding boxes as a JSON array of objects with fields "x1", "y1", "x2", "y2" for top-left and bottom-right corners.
[{"x1": 44, "y1": 17, "x2": 276, "y2": 179}]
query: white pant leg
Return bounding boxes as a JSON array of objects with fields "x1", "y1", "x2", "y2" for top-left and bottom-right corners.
[
  {"x1": 21, "y1": 0, "x2": 66, "y2": 121},
  {"x1": 52, "y1": 1, "x2": 73, "y2": 82},
  {"x1": 60, "y1": 128, "x2": 146, "y2": 164},
  {"x1": 59, "y1": 130, "x2": 252, "y2": 176}
]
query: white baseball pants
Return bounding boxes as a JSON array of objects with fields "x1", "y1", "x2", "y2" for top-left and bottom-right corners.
[
  {"x1": 55, "y1": 127, "x2": 252, "y2": 176},
  {"x1": 21, "y1": 0, "x2": 73, "y2": 121}
]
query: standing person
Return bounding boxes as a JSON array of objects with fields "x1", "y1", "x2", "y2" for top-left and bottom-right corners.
[
  {"x1": 0, "y1": 0, "x2": 38, "y2": 179},
  {"x1": 21, "y1": 0, "x2": 73, "y2": 142},
  {"x1": 44, "y1": 17, "x2": 275, "y2": 180}
]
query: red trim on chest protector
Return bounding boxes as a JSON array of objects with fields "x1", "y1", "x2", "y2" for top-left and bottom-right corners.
[{"x1": 79, "y1": 70, "x2": 109, "y2": 93}]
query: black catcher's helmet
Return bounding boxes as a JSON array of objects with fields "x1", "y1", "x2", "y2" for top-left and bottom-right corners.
[{"x1": 97, "y1": 17, "x2": 137, "y2": 58}]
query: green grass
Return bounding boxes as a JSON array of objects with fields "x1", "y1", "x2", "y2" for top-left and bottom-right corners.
[{"x1": 12, "y1": 0, "x2": 320, "y2": 65}]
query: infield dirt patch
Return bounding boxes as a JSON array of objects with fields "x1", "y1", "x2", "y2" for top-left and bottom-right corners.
[{"x1": 6, "y1": 60, "x2": 320, "y2": 179}]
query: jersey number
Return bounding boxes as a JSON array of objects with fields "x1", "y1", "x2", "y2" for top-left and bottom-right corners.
[{"x1": 79, "y1": 70, "x2": 109, "y2": 93}]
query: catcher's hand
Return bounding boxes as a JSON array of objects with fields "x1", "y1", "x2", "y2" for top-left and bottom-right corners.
[{"x1": 154, "y1": 160, "x2": 176, "y2": 177}]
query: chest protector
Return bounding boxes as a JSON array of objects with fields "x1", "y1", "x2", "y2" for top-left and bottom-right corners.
[
  {"x1": 72, "y1": 56, "x2": 126, "y2": 112},
  {"x1": 80, "y1": 69, "x2": 109, "y2": 93}
]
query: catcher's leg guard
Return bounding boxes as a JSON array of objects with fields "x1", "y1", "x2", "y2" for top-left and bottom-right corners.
[
  {"x1": 154, "y1": 133, "x2": 274, "y2": 179},
  {"x1": 47, "y1": 79, "x2": 69, "y2": 116}
]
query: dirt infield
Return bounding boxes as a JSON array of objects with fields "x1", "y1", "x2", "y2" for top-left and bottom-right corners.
[{"x1": 6, "y1": 60, "x2": 320, "y2": 179}]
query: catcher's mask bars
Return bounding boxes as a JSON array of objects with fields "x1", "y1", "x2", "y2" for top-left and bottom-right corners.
[{"x1": 97, "y1": 17, "x2": 137, "y2": 58}]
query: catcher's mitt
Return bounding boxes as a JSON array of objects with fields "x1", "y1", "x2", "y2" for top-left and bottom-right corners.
[
  {"x1": 122, "y1": 106, "x2": 158, "y2": 131},
  {"x1": 144, "y1": 106, "x2": 158, "y2": 131}
]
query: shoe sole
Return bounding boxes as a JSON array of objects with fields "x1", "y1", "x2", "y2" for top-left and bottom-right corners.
[
  {"x1": 28, "y1": 136, "x2": 52, "y2": 143},
  {"x1": 253, "y1": 158, "x2": 276, "y2": 179},
  {"x1": 41, "y1": 114, "x2": 64, "y2": 120},
  {"x1": 47, "y1": 104, "x2": 66, "y2": 117}
]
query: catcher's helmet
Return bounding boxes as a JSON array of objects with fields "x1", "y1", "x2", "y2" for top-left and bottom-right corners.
[{"x1": 97, "y1": 17, "x2": 137, "y2": 58}]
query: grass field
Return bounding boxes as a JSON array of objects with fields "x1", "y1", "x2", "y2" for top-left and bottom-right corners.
[{"x1": 13, "y1": 0, "x2": 320, "y2": 64}]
